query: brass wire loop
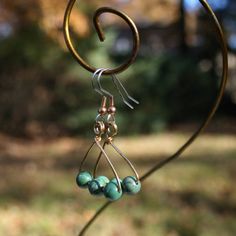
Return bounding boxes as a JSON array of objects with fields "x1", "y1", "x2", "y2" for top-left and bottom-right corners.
[
  {"x1": 71, "y1": 0, "x2": 229, "y2": 235},
  {"x1": 63, "y1": 1, "x2": 140, "y2": 75}
]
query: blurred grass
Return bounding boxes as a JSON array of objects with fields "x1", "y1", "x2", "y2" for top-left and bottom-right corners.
[{"x1": 0, "y1": 132, "x2": 235, "y2": 236}]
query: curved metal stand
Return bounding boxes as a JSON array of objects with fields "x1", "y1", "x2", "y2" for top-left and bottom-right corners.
[
  {"x1": 63, "y1": 2, "x2": 140, "y2": 75},
  {"x1": 74, "y1": 0, "x2": 228, "y2": 235},
  {"x1": 64, "y1": 0, "x2": 228, "y2": 236}
]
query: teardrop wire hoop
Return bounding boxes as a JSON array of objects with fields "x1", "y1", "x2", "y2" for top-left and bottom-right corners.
[
  {"x1": 94, "y1": 138, "x2": 122, "y2": 192},
  {"x1": 93, "y1": 142, "x2": 107, "y2": 178},
  {"x1": 93, "y1": 132, "x2": 140, "y2": 182},
  {"x1": 78, "y1": 138, "x2": 123, "y2": 192},
  {"x1": 66, "y1": 0, "x2": 229, "y2": 235},
  {"x1": 109, "y1": 142, "x2": 140, "y2": 181}
]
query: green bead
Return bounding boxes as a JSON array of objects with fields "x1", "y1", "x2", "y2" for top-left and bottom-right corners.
[
  {"x1": 76, "y1": 171, "x2": 92, "y2": 188},
  {"x1": 88, "y1": 176, "x2": 109, "y2": 196},
  {"x1": 104, "y1": 182, "x2": 123, "y2": 201},
  {"x1": 122, "y1": 176, "x2": 141, "y2": 195},
  {"x1": 111, "y1": 178, "x2": 122, "y2": 185},
  {"x1": 98, "y1": 176, "x2": 110, "y2": 185}
]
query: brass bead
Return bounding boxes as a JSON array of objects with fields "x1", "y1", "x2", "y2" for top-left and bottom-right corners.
[
  {"x1": 108, "y1": 106, "x2": 116, "y2": 114},
  {"x1": 98, "y1": 107, "x2": 107, "y2": 115}
]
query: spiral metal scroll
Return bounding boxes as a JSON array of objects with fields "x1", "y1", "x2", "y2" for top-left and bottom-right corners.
[
  {"x1": 63, "y1": 0, "x2": 228, "y2": 235},
  {"x1": 63, "y1": 1, "x2": 140, "y2": 75}
]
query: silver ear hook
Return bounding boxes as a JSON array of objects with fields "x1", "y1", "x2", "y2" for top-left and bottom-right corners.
[
  {"x1": 112, "y1": 74, "x2": 139, "y2": 106},
  {"x1": 97, "y1": 69, "x2": 114, "y2": 99},
  {"x1": 93, "y1": 68, "x2": 139, "y2": 109},
  {"x1": 109, "y1": 74, "x2": 139, "y2": 110},
  {"x1": 92, "y1": 68, "x2": 105, "y2": 96}
]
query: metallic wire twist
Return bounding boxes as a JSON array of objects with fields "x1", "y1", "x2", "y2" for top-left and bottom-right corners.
[{"x1": 73, "y1": 0, "x2": 228, "y2": 235}]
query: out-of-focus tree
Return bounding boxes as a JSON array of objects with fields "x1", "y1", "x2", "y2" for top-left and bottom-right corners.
[
  {"x1": 0, "y1": 0, "x2": 89, "y2": 45},
  {"x1": 0, "y1": 0, "x2": 234, "y2": 138}
]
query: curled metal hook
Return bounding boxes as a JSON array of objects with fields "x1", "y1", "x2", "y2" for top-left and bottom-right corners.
[
  {"x1": 63, "y1": 1, "x2": 140, "y2": 75},
  {"x1": 92, "y1": 68, "x2": 139, "y2": 109},
  {"x1": 92, "y1": 69, "x2": 104, "y2": 96},
  {"x1": 111, "y1": 74, "x2": 139, "y2": 109},
  {"x1": 97, "y1": 69, "x2": 114, "y2": 99}
]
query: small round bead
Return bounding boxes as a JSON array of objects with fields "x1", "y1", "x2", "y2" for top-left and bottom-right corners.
[
  {"x1": 76, "y1": 171, "x2": 92, "y2": 188},
  {"x1": 88, "y1": 180, "x2": 101, "y2": 196},
  {"x1": 108, "y1": 106, "x2": 116, "y2": 114},
  {"x1": 104, "y1": 181, "x2": 123, "y2": 201},
  {"x1": 98, "y1": 107, "x2": 107, "y2": 115},
  {"x1": 88, "y1": 176, "x2": 109, "y2": 196},
  {"x1": 110, "y1": 178, "x2": 122, "y2": 186},
  {"x1": 98, "y1": 176, "x2": 110, "y2": 185},
  {"x1": 122, "y1": 176, "x2": 141, "y2": 195}
]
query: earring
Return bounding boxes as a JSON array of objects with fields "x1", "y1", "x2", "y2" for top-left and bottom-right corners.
[{"x1": 75, "y1": 69, "x2": 141, "y2": 201}]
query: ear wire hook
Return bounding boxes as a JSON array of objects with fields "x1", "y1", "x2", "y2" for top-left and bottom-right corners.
[
  {"x1": 63, "y1": 2, "x2": 140, "y2": 75},
  {"x1": 96, "y1": 69, "x2": 114, "y2": 99},
  {"x1": 111, "y1": 74, "x2": 139, "y2": 109},
  {"x1": 92, "y1": 68, "x2": 114, "y2": 105},
  {"x1": 95, "y1": 68, "x2": 138, "y2": 109},
  {"x1": 92, "y1": 68, "x2": 105, "y2": 96}
]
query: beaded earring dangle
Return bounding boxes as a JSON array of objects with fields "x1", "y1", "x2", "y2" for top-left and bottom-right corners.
[{"x1": 76, "y1": 69, "x2": 141, "y2": 201}]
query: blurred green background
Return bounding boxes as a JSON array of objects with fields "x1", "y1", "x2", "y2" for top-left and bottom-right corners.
[{"x1": 0, "y1": 0, "x2": 235, "y2": 235}]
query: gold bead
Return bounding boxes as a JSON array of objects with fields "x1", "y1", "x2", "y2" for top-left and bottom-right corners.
[
  {"x1": 108, "y1": 106, "x2": 116, "y2": 114},
  {"x1": 98, "y1": 107, "x2": 107, "y2": 115}
]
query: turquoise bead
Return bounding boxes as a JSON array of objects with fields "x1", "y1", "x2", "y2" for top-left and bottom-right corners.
[
  {"x1": 122, "y1": 176, "x2": 141, "y2": 195},
  {"x1": 88, "y1": 176, "x2": 109, "y2": 196},
  {"x1": 98, "y1": 176, "x2": 110, "y2": 185},
  {"x1": 76, "y1": 171, "x2": 92, "y2": 188},
  {"x1": 104, "y1": 181, "x2": 123, "y2": 201},
  {"x1": 111, "y1": 178, "x2": 122, "y2": 185}
]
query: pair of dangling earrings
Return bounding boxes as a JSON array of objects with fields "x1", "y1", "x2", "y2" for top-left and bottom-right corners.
[{"x1": 76, "y1": 69, "x2": 141, "y2": 201}]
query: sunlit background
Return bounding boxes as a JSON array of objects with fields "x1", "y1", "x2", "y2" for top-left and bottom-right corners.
[{"x1": 0, "y1": 0, "x2": 235, "y2": 235}]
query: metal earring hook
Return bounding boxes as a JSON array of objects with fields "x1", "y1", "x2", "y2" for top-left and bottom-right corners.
[
  {"x1": 92, "y1": 68, "x2": 113, "y2": 99},
  {"x1": 97, "y1": 69, "x2": 114, "y2": 99},
  {"x1": 92, "y1": 68, "x2": 105, "y2": 96},
  {"x1": 93, "y1": 68, "x2": 138, "y2": 109},
  {"x1": 96, "y1": 69, "x2": 136, "y2": 109},
  {"x1": 111, "y1": 74, "x2": 139, "y2": 109}
]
